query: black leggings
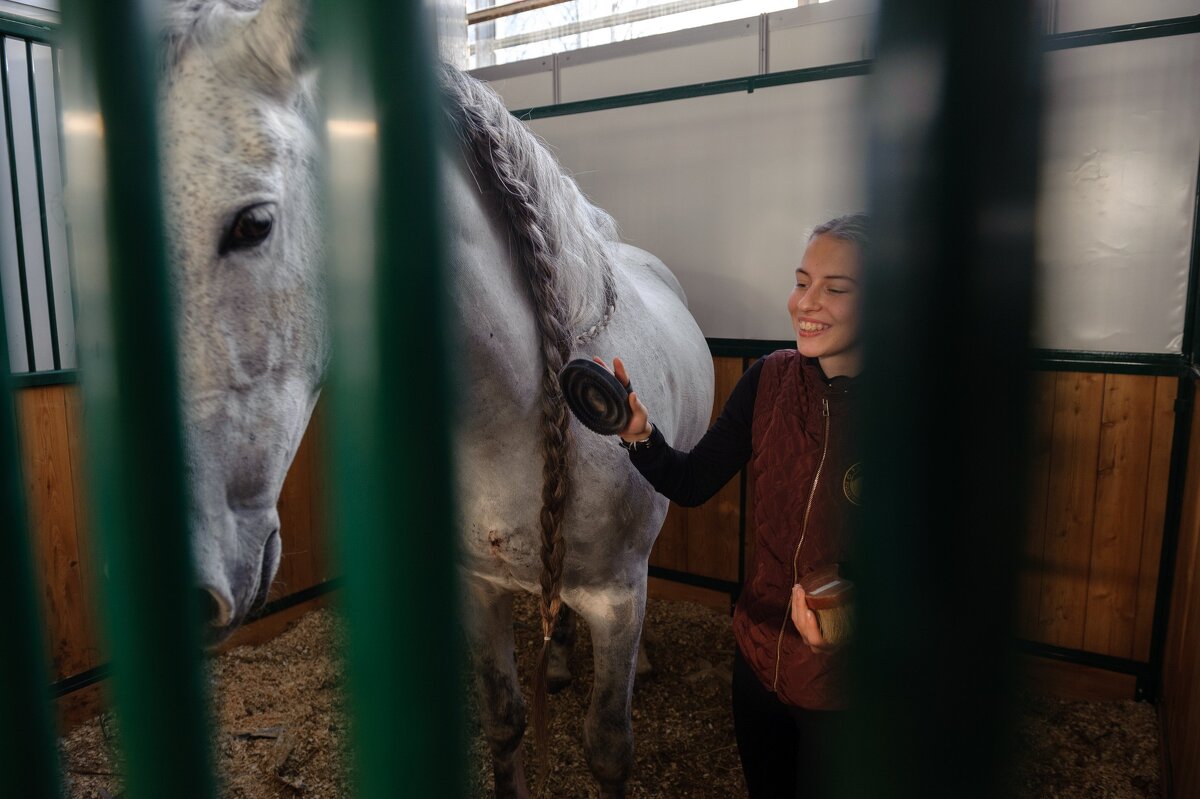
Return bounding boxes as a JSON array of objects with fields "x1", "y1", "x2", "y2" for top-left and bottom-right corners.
[{"x1": 731, "y1": 647, "x2": 846, "y2": 799}]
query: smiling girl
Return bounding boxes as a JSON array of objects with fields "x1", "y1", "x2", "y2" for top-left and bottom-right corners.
[{"x1": 597, "y1": 213, "x2": 866, "y2": 799}]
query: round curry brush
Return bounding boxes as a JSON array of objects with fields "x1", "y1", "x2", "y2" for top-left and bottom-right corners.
[
  {"x1": 800, "y1": 565, "x2": 855, "y2": 648},
  {"x1": 558, "y1": 358, "x2": 632, "y2": 436}
]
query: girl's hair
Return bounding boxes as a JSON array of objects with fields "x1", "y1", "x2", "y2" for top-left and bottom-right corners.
[{"x1": 811, "y1": 213, "x2": 869, "y2": 247}]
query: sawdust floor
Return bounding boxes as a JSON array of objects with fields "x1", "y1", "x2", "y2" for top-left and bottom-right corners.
[{"x1": 61, "y1": 597, "x2": 1161, "y2": 798}]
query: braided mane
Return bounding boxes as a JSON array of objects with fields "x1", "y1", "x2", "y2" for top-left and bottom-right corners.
[{"x1": 437, "y1": 63, "x2": 619, "y2": 794}]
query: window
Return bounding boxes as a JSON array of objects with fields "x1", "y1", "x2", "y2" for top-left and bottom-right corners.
[{"x1": 468, "y1": 0, "x2": 836, "y2": 69}]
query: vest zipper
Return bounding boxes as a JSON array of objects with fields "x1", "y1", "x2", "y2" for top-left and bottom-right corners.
[{"x1": 773, "y1": 396, "x2": 831, "y2": 692}]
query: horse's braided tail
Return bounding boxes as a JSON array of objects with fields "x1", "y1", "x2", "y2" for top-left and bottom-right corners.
[{"x1": 438, "y1": 64, "x2": 571, "y2": 797}]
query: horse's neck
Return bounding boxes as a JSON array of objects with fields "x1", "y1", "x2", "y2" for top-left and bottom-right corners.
[
  {"x1": 532, "y1": 173, "x2": 618, "y2": 343},
  {"x1": 556, "y1": 239, "x2": 615, "y2": 344}
]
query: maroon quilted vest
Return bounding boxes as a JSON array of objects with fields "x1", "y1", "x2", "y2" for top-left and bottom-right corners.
[{"x1": 732, "y1": 350, "x2": 860, "y2": 709}]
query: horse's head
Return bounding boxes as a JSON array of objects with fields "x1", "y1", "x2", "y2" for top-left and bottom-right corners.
[{"x1": 160, "y1": 0, "x2": 325, "y2": 639}]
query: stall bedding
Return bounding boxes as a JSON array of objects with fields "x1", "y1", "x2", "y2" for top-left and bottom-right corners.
[{"x1": 61, "y1": 597, "x2": 1161, "y2": 798}]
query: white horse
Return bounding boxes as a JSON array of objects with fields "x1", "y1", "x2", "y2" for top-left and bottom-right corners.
[{"x1": 160, "y1": 1, "x2": 713, "y2": 796}]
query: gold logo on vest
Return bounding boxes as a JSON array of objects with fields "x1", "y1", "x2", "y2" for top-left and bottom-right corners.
[{"x1": 843, "y1": 462, "x2": 863, "y2": 506}]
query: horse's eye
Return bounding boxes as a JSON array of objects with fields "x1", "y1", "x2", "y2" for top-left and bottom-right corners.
[{"x1": 220, "y1": 203, "x2": 275, "y2": 255}]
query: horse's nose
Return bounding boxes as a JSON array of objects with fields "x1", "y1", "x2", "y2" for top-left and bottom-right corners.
[{"x1": 198, "y1": 585, "x2": 234, "y2": 628}]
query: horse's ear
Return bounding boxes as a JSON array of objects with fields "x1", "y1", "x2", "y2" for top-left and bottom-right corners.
[{"x1": 233, "y1": 0, "x2": 311, "y2": 96}]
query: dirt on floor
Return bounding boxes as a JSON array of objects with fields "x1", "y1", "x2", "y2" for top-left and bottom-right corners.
[{"x1": 60, "y1": 596, "x2": 1161, "y2": 799}]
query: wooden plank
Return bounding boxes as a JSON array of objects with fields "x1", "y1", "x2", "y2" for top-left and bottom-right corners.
[
  {"x1": 306, "y1": 404, "x2": 336, "y2": 582},
  {"x1": 1133, "y1": 376, "x2": 1176, "y2": 661},
  {"x1": 1082, "y1": 374, "x2": 1156, "y2": 658},
  {"x1": 684, "y1": 356, "x2": 744, "y2": 582},
  {"x1": 63, "y1": 385, "x2": 103, "y2": 668},
  {"x1": 1018, "y1": 372, "x2": 1056, "y2": 640},
  {"x1": 1013, "y1": 654, "x2": 1136, "y2": 701},
  {"x1": 653, "y1": 355, "x2": 746, "y2": 574},
  {"x1": 215, "y1": 593, "x2": 335, "y2": 653},
  {"x1": 647, "y1": 575, "x2": 731, "y2": 612},
  {"x1": 650, "y1": 504, "x2": 688, "y2": 571},
  {"x1": 1037, "y1": 372, "x2": 1104, "y2": 649},
  {"x1": 17, "y1": 385, "x2": 95, "y2": 680},
  {"x1": 275, "y1": 421, "x2": 316, "y2": 599}
]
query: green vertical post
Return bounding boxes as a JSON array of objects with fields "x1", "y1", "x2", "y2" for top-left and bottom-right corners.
[
  {"x1": 0, "y1": 301, "x2": 61, "y2": 799},
  {"x1": 317, "y1": 0, "x2": 464, "y2": 797},
  {"x1": 847, "y1": 2, "x2": 1043, "y2": 798},
  {"x1": 60, "y1": 2, "x2": 214, "y2": 799}
]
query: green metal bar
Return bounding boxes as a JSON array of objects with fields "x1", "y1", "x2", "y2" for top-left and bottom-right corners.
[
  {"x1": 1182, "y1": 125, "x2": 1200, "y2": 362},
  {"x1": 11, "y1": 366, "x2": 76, "y2": 387},
  {"x1": 318, "y1": 0, "x2": 464, "y2": 795},
  {"x1": 706, "y1": 338, "x2": 1188, "y2": 375},
  {"x1": 849, "y1": 1, "x2": 1043, "y2": 797},
  {"x1": 0, "y1": 14, "x2": 58, "y2": 45},
  {"x1": 1142, "y1": 375, "x2": 1196, "y2": 702},
  {"x1": 26, "y1": 39, "x2": 59, "y2": 370},
  {"x1": 512, "y1": 60, "x2": 872, "y2": 120},
  {"x1": 1028, "y1": 349, "x2": 1188, "y2": 376},
  {"x1": 0, "y1": 279, "x2": 61, "y2": 799},
  {"x1": 505, "y1": 14, "x2": 1199, "y2": 122},
  {"x1": 1, "y1": 36, "x2": 36, "y2": 371},
  {"x1": 1043, "y1": 13, "x2": 1200, "y2": 51},
  {"x1": 61, "y1": 1, "x2": 215, "y2": 798}
]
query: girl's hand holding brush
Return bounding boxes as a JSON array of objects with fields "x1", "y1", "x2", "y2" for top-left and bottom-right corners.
[{"x1": 791, "y1": 584, "x2": 833, "y2": 653}]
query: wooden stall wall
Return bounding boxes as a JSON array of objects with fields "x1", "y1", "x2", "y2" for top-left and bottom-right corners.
[
  {"x1": 16, "y1": 384, "x2": 333, "y2": 728},
  {"x1": 1162, "y1": 378, "x2": 1200, "y2": 799},
  {"x1": 1019, "y1": 372, "x2": 1176, "y2": 662},
  {"x1": 650, "y1": 362, "x2": 1177, "y2": 680},
  {"x1": 16, "y1": 362, "x2": 1182, "y2": 724}
]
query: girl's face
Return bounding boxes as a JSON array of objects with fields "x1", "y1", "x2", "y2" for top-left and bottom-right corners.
[{"x1": 787, "y1": 233, "x2": 863, "y2": 378}]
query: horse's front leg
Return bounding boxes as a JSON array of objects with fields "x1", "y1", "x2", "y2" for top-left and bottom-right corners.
[
  {"x1": 569, "y1": 581, "x2": 647, "y2": 799},
  {"x1": 463, "y1": 579, "x2": 529, "y2": 799}
]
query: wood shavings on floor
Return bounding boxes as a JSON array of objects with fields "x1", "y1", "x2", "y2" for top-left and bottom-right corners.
[{"x1": 59, "y1": 597, "x2": 1161, "y2": 798}]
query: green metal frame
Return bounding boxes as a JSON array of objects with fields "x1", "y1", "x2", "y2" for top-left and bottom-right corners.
[
  {"x1": 0, "y1": 291, "x2": 60, "y2": 799},
  {"x1": 61, "y1": 1, "x2": 215, "y2": 797},
  {"x1": 851, "y1": 3, "x2": 1043, "y2": 797},
  {"x1": 0, "y1": 14, "x2": 57, "y2": 46},
  {"x1": 319, "y1": 0, "x2": 464, "y2": 796}
]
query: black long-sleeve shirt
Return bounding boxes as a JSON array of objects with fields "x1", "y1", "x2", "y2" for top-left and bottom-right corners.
[{"x1": 628, "y1": 359, "x2": 764, "y2": 507}]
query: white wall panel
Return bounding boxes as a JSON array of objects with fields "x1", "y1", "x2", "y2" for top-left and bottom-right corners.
[
  {"x1": 531, "y1": 78, "x2": 868, "y2": 342},
  {"x1": 768, "y1": 2, "x2": 874, "y2": 72},
  {"x1": 558, "y1": 20, "x2": 759, "y2": 103},
  {"x1": 32, "y1": 43, "x2": 74, "y2": 368},
  {"x1": 1053, "y1": 0, "x2": 1200, "y2": 34},
  {"x1": 0, "y1": 56, "x2": 27, "y2": 373},
  {"x1": 3, "y1": 37, "x2": 54, "y2": 371},
  {"x1": 1036, "y1": 34, "x2": 1200, "y2": 353},
  {"x1": 479, "y1": 60, "x2": 556, "y2": 109}
]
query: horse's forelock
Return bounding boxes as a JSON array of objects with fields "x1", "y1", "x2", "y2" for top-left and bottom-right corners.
[
  {"x1": 161, "y1": 0, "x2": 309, "y2": 98},
  {"x1": 160, "y1": 0, "x2": 250, "y2": 79}
]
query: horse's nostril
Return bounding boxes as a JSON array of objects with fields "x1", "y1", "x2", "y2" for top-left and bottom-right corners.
[{"x1": 197, "y1": 587, "x2": 232, "y2": 627}]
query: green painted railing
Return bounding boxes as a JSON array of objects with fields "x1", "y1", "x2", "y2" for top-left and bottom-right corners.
[
  {"x1": 33, "y1": 0, "x2": 463, "y2": 796},
  {"x1": 0, "y1": 297, "x2": 60, "y2": 799},
  {"x1": 61, "y1": 1, "x2": 216, "y2": 798},
  {"x1": 318, "y1": 0, "x2": 464, "y2": 795}
]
